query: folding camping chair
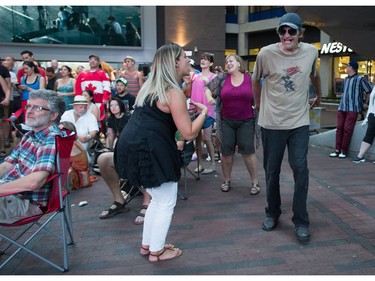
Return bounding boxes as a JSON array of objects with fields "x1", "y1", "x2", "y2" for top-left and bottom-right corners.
[
  {"x1": 179, "y1": 140, "x2": 200, "y2": 200},
  {"x1": 0, "y1": 131, "x2": 76, "y2": 272},
  {"x1": 119, "y1": 179, "x2": 143, "y2": 207},
  {"x1": 89, "y1": 104, "x2": 108, "y2": 168},
  {"x1": 6, "y1": 108, "x2": 28, "y2": 137}
]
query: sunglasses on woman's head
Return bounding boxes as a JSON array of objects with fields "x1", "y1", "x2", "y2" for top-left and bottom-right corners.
[{"x1": 277, "y1": 26, "x2": 298, "y2": 36}]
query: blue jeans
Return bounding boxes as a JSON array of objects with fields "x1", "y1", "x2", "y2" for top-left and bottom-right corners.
[{"x1": 261, "y1": 125, "x2": 310, "y2": 227}]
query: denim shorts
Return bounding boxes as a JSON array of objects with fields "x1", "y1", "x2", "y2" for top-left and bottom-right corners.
[
  {"x1": 221, "y1": 117, "x2": 255, "y2": 155},
  {"x1": 202, "y1": 115, "x2": 215, "y2": 129}
]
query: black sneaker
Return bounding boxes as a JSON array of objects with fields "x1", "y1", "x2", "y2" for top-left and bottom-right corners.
[{"x1": 352, "y1": 157, "x2": 365, "y2": 163}]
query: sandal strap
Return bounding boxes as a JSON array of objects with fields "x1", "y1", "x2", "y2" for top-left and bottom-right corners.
[
  {"x1": 250, "y1": 183, "x2": 261, "y2": 195},
  {"x1": 141, "y1": 245, "x2": 150, "y2": 252},
  {"x1": 99, "y1": 201, "x2": 126, "y2": 219},
  {"x1": 149, "y1": 248, "x2": 166, "y2": 259},
  {"x1": 113, "y1": 201, "x2": 125, "y2": 208}
]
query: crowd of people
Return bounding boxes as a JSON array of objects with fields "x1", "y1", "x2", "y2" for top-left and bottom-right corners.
[{"x1": 1, "y1": 12, "x2": 375, "y2": 263}]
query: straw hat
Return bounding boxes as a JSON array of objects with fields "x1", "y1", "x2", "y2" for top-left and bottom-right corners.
[{"x1": 71, "y1": 95, "x2": 88, "y2": 105}]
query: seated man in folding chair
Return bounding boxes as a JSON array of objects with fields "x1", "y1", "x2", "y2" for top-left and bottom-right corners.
[
  {"x1": 0, "y1": 89, "x2": 65, "y2": 223},
  {"x1": 60, "y1": 95, "x2": 98, "y2": 163}
]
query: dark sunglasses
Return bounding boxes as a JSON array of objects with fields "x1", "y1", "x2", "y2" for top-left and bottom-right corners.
[{"x1": 277, "y1": 27, "x2": 298, "y2": 36}]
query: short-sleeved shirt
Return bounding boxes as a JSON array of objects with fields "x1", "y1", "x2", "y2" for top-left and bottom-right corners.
[
  {"x1": 1, "y1": 125, "x2": 59, "y2": 206},
  {"x1": 338, "y1": 74, "x2": 373, "y2": 112},
  {"x1": 60, "y1": 110, "x2": 99, "y2": 150},
  {"x1": 107, "y1": 114, "x2": 129, "y2": 137},
  {"x1": 113, "y1": 92, "x2": 136, "y2": 113},
  {"x1": 252, "y1": 42, "x2": 319, "y2": 130}
]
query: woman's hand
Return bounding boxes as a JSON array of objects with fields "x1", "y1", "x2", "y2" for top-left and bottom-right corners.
[
  {"x1": 207, "y1": 97, "x2": 215, "y2": 105},
  {"x1": 189, "y1": 100, "x2": 208, "y2": 114}
]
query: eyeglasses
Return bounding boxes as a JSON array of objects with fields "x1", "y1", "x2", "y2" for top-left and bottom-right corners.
[
  {"x1": 25, "y1": 104, "x2": 51, "y2": 112},
  {"x1": 277, "y1": 27, "x2": 298, "y2": 36}
]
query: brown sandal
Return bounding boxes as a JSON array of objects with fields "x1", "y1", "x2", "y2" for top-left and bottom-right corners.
[
  {"x1": 149, "y1": 245, "x2": 182, "y2": 262},
  {"x1": 250, "y1": 183, "x2": 261, "y2": 195},
  {"x1": 140, "y1": 245, "x2": 150, "y2": 256}
]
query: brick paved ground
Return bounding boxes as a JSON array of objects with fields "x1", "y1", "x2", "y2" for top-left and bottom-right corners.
[{"x1": 1, "y1": 139, "x2": 375, "y2": 275}]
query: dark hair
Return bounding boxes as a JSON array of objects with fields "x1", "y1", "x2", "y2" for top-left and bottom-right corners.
[
  {"x1": 108, "y1": 16, "x2": 115, "y2": 21},
  {"x1": 23, "y1": 61, "x2": 40, "y2": 74},
  {"x1": 20, "y1": 50, "x2": 33, "y2": 57},
  {"x1": 109, "y1": 97, "x2": 125, "y2": 116},
  {"x1": 46, "y1": 66, "x2": 54, "y2": 73},
  {"x1": 82, "y1": 89, "x2": 94, "y2": 100},
  {"x1": 61, "y1": 65, "x2": 73, "y2": 78},
  {"x1": 200, "y1": 52, "x2": 215, "y2": 72},
  {"x1": 200, "y1": 52, "x2": 214, "y2": 63}
]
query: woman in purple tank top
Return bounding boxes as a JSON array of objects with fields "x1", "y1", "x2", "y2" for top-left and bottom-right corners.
[{"x1": 205, "y1": 54, "x2": 260, "y2": 195}]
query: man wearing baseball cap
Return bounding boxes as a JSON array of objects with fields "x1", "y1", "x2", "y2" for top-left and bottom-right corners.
[
  {"x1": 113, "y1": 77, "x2": 135, "y2": 114},
  {"x1": 75, "y1": 54, "x2": 111, "y2": 106},
  {"x1": 252, "y1": 12, "x2": 322, "y2": 242},
  {"x1": 330, "y1": 60, "x2": 373, "y2": 159}
]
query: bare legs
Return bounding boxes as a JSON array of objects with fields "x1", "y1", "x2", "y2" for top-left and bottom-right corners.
[
  {"x1": 98, "y1": 152, "x2": 151, "y2": 219},
  {"x1": 98, "y1": 152, "x2": 124, "y2": 205},
  {"x1": 202, "y1": 126, "x2": 216, "y2": 170},
  {"x1": 357, "y1": 141, "x2": 371, "y2": 158},
  {"x1": 220, "y1": 153, "x2": 258, "y2": 190},
  {"x1": 242, "y1": 154, "x2": 259, "y2": 185},
  {"x1": 221, "y1": 154, "x2": 233, "y2": 183}
]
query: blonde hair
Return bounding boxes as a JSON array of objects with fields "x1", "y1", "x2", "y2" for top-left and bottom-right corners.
[
  {"x1": 225, "y1": 54, "x2": 247, "y2": 73},
  {"x1": 135, "y1": 43, "x2": 183, "y2": 107}
]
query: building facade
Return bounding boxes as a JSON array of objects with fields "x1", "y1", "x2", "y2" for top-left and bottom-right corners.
[{"x1": 0, "y1": 5, "x2": 372, "y2": 97}]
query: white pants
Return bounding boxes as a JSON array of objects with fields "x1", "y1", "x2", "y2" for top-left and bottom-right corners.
[
  {"x1": 0, "y1": 195, "x2": 43, "y2": 224},
  {"x1": 142, "y1": 182, "x2": 178, "y2": 252}
]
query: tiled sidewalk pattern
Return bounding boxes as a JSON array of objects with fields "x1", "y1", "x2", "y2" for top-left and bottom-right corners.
[{"x1": 1, "y1": 143, "x2": 375, "y2": 275}]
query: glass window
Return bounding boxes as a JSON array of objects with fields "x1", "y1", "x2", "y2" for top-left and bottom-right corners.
[{"x1": 0, "y1": 6, "x2": 141, "y2": 47}]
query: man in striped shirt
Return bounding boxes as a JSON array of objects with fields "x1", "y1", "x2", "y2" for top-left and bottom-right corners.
[
  {"x1": 0, "y1": 90, "x2": 65, "y2": 223},
  {"x1": 330, "y1": 60, "x2": 373, "y2": 159}
]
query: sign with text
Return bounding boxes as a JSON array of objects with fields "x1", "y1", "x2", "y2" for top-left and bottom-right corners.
[{"x1": 320, "y1": 42, "x2": 353, "y2": 55}]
